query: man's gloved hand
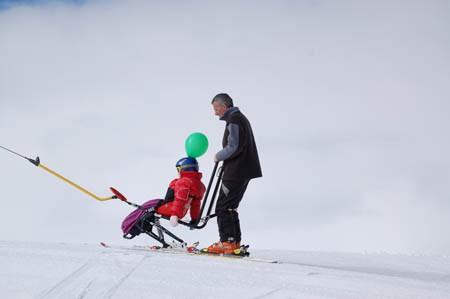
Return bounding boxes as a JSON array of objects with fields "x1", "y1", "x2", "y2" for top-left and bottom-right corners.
[{"x1": 170, "y1": 215, "x2": 179, "y2": 227}]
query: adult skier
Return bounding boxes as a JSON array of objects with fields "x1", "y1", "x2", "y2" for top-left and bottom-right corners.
[{"x1": 203, "y1": 93, "x2": 262, "y2": 254}]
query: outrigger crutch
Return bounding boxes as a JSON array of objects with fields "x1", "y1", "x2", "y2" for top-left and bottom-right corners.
[{"x1": 0, "y1": 145, "x2": 114, "y2": 201}]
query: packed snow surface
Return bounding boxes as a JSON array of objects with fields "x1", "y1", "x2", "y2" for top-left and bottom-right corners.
[{"x1": 1, "y1": 241, "x2": 450, "y2": 298}]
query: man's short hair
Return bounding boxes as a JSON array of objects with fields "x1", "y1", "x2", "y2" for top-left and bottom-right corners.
[{"x1": 212, "y1": 93, "x2": 234, "y2": 107}]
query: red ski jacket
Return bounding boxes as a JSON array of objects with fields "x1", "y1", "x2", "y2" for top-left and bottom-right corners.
[{"x1": 156, "y1": 171, "x2": 206, "y2": 221}]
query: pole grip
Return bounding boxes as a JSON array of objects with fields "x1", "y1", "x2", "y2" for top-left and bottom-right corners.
[{"x1": 110, "y1": 187, "x2": 128, "y2": 202}]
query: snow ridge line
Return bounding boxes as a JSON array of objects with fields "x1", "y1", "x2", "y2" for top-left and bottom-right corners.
[{"x1": 277, "y1": 261, "x2": 450, "y2": 282}]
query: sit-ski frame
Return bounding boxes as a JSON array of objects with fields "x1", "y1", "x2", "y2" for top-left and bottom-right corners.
[{"x1": 112, "y1": 162, "x2": 223, "y2": 247}]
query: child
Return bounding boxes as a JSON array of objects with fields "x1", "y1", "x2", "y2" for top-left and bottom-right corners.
[{"x1": 156, "y1": 157, "x2": 206, "y2": 227}]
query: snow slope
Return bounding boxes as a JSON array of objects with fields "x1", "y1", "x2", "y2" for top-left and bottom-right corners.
[{"x1": 1, "y1": 241, "x2": 450, "y2": 299}]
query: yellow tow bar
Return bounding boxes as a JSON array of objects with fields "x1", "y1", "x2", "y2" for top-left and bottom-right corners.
[
  {"x1": 37, "y1": 162, "x2": 114, "y2": 201},
  {"x1": 1, "y1": 145, "x2": 114, "y2": 201}
]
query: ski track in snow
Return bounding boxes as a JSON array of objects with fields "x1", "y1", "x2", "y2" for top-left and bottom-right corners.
[
  {"x1": 36, "y1": 251, "x2": 148, "y2": 299},
  {"x1": 1, "y1": 241, "x2": 450, "y2": 299}
]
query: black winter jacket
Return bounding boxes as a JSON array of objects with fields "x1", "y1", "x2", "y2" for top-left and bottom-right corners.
[{"x1": 215, "y1": 107, "x2": 262, "y2": 181}]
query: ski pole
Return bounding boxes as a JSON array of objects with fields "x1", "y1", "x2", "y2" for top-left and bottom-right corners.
[
  {"x1": 196, "y1": 161, "x2": 219, "y2": 221},
  {"x1": 0, "y1": 145, "x2": 114, "y2": 201}
]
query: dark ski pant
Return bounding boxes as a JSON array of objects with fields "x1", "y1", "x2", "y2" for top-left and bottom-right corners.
[{"x1": 215, "y1": 179, "x2": 250, "y2": 243}]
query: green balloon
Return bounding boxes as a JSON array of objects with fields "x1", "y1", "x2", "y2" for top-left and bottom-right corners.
[{"x1": 185, "y1": 132, "x2": 209, "y2": 158}]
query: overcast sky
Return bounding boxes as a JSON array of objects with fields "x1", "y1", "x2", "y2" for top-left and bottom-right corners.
[{"x1": 1, "y1": 0, "x2": 449, "y2": 254}]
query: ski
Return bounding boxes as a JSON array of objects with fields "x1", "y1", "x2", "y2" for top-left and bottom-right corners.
[
  {"x1": 100, "y1": 242, "x2": 152, "y2": 251},
  {"x1": 100, "y1": 242, "x2": 279, "y2": 264},
  {"x1": 179, "y1": 246, "x2": 279, "y2": 263}
]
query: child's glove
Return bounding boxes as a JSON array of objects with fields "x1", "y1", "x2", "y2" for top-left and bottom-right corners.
[{"x1": 170, "y1": 215, "x2": 179, "y2": 227}]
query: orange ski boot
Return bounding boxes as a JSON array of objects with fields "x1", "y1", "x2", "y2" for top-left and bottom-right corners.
[{"x1": 202, "y1": 241, "x2": 238, "y2": 254}]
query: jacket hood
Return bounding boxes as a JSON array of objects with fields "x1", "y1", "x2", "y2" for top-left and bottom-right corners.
[{"x1": 180, "y1": 171, "x2": 203, "y2": 180}]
